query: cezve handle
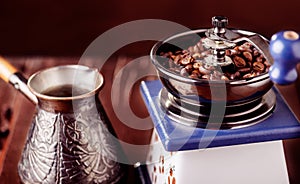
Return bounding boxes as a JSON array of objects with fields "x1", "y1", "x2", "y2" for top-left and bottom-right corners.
[
  {"x1": 0, "y1": 56, "x2": 38, "y2": 104},
  {"x1": 269, "y1": 30, "x2": 300, "y2": 85}
]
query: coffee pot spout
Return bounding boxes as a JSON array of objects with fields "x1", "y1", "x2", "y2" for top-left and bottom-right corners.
[{"x1": 0, "y1": 57, "x2": 38, "y2": 104}]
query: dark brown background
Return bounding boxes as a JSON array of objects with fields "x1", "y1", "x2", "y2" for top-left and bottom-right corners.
[
  {"x1": 0, "y1": 0, "x2": 300, "y2": 56},
  {"x1": 0, "y1": 0, "x2": 300, "y2": 183}
]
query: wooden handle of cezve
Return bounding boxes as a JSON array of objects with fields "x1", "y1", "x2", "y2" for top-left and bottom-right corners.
[
  {"x1": 0, "y1": 56, "x2": 18, "y2": 83},
  {"x1": 0, "y1": 56, "x2": 38, "y2": 104}
]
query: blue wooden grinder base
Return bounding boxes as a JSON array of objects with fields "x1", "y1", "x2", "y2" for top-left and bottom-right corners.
[{"x1": 140, "y1": 80, "x2": 300, "y2": 152}]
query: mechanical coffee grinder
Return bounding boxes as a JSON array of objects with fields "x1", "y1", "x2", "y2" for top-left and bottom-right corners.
[{"x1": 140, "y1": 16, "x2": 300, "y2": 184}]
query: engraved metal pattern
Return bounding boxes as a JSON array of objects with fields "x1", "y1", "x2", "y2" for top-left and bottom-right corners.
[{"x1": 18, "y1": 98, "x2": 122, "y2": 184}]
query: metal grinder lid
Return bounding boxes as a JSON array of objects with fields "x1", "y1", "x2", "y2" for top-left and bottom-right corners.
[{"x1": 201, "y1": 16, "x2": 273, "y2": 67}]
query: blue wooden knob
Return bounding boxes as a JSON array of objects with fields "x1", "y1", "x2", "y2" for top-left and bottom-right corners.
[{"x1": 269, "y1": 31, "x2": 300, "y2": 85}]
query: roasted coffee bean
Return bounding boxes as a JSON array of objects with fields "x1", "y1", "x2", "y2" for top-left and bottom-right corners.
[
  {"x1": 199, "y1": 65, "x2": 211, "y2": 75},
  {"x1": 242, "y1": 73, "x2": 252, "y2": 79},
  {"x1": 228, "y1": 49, "x2": 239, "y2": 56},
  {"x1": 229, "y1": 73, "x2": 235, "y2": 80},
  {"x1": 193, "y1": 45, "x2": 201, "y2": 53},
  {"x1": 264, "y1": 61, "x2": 271, "y2": 67},
  {"x1": 225, "y1": 49, "x2": 236, "y2": 56},
  {"x1": 187, "y1": 69, "x2": 201, "y2": 79},
  {"x1": 255, "y1": 55, "x2": 265, "y2": 63},
  {"x1": 188, "y1": 46, "x2": 201, "y2": 55},
  {"x1": 253, "y1": 62, "x2": 265, "y2": 72},
  {"x1": 225, "y1": 49, "x2": 231, "y2": 56},
  {"x1": 254, "y1": 71, "x2": 262, "y2": 76},
  {"x1": 190, "y1": 70, "x2": 201, "y2": 78},
  {"x1": 160, "y1": 52, "x2": 169, "y2": 57},
  {"x1": 234, "y1": 46, "x2": 239, "y2": 51},
  {"x1": 247, "y1": 61, "x2": 252, "y2": 68},
  {"x1": 233, "y1": 56, "x2": 247, "y2": 68},
  {"x1": 189, "y1": 73, "x2": 199, "y2": 79},
  {"x1": 197, "y1": 41, "x2": 204, "y2": 50},
  {"x1": 265, "y1": 67, "x2": 269, "y2": 72},
  {"x1": 175, "y1": 50, "x2": 183, "y2": 55},
  {"x1": 169, "y1": 54, "x2": 175, "y2": 60},
  {"x1": 201, "y1": 74, "x2": 209, "y2": 79},
  {"x1": 253, "y1": 48, "x2": 260, "y2": 57},
  {"x1": 243, "y1": 51, "x2": 253, "y2": 62},
  {"x1": 188, "y1": 46, "x2": 194, "y2": 53},
  {"x1": 237, "y1": 45, "x2": 252, "y2": 53},
  {"x1": 238, "y1": 67, "x2": 251, "y2": 74},
  {"x1": 182, "y1": 49, "x2": 189, "y2": 54},
  {"x1": 180, "y1": 56, "x2": 193, "y2": 65},
  {"x1": 192, "y1": 53, "x2": 201, "y2": 59},
  {"x1": 243, "y1": 42, "x2": 252, "y2": 48},
  {"x1": 174, "y1": 55, "x2": 181, "y2": 65},
  {"x1": 264, "y1": 61, "x2": 271, "y2": 72},
  {"x1": 221, "y1": 75, "x2": 229, "y2": 81},
  {"x1": 160, "y1": 40, "x2": 270, "y2": 81},
  {"x1": 243, "y1": 73, "x2": 255, "y2": 79},
  {"x1": 229, "y1": 71, "x2": 241, "y2": 80},
  {"x1": 193, "y1": 62, "x2": 202, "y2": 69},
  {"x1": 185, "y1": 64, "x2": 194, "y2": 73}
]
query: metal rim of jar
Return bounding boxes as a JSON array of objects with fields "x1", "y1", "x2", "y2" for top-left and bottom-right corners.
[
  {"x1": 150, "y1": 29, "x2": 270, "y2": 86},
  {"x1": 27, "y1": 65, "x2": 104, "y2": 101}
]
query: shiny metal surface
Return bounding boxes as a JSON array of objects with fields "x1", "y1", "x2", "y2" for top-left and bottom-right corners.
[
  {"x1": 17, "y1": 65, "x2": 124, "y2": 184},
  {"x1": 9, "y1": 73, "x2": 38, "y2": 104},
  {"x1": 151, "y1": 29, "x2": 273, "y2": 105},
  {"x1": 27, "y1": 65, "x2": 104, "y2": 113},
  {"x1": 233, "y1": 34, "x2": 273, "y2": 65},
  {"x1": 159, "y1": 88, "x2": 276, "y2": 129}
]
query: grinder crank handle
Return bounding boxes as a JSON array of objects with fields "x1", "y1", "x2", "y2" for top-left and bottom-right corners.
[
  {"x1": 0, "y1": 56, "x2": 38, "y2": 104},
  {"x1": 269, "y1": 31, "x2": 300, "y2": 85}
]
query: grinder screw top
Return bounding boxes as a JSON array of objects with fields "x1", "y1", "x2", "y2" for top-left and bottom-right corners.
[
  {"x1": 203, "y1": 16, "x2": 235, "y2": 66},
  {"x1": 212, "y1": 16, "x2": 228, "y2": 34}
]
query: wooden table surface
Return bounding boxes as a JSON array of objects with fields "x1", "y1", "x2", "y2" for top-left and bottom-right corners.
[{"x1": 0, "y1": 57, "x2": 299, "y2": 184}]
